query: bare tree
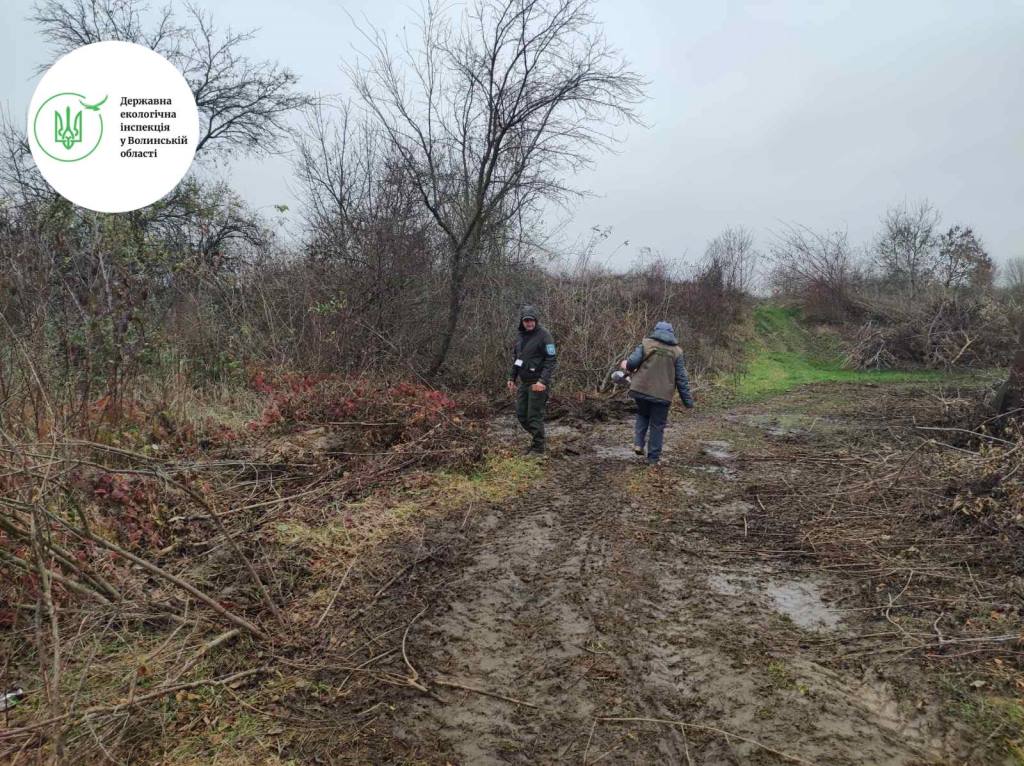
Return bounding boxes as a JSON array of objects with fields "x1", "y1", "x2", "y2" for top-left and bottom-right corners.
[
  {"x1": 292, "y1": 99, "x2": 437, "y2": 355},
  {"x1": 871, "y1": 200, "x2": 941, "y2": 299},
  {"x1": 1006, "y1": 256, "x2": 1024, "y2": 300},
  {"x1": 0, "y1": 2, "x2": 307, "y2": 416},
  {"x1": 31, "y1": 0, "x2": 311, "y2": 158},
  {"x1": 701, "y1": 226, "x2": 760, "y2": 294},
  {"x1": 0, "y1": 111, "x2": 56, "y2": 205},
  {"x1": 293, "y1": 100, "x2": 362, "y2": 259},
  {"x1": 293, "y1": 99, "x2": 402, "y2": 263},
  {"x1": 769, "y1": 224, "x2": 860, "y2": 321},
  {"x1": 30, "y1": 0, "x2": 181, "y2": 54},
  {"x1": 348, "y1": 0, "x2": 645, "y2": 376},
  {"x1": 934, "y1": 225, "x2": 993, "y2": 291}
]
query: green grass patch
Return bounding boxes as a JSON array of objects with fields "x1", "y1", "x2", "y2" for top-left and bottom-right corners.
[
  {"x1": 728, "y1": 304, "x2": 949, "y2": 401},
  {"x1": 739, "y1": 349, "x2": 946, "y2": 399},
  {"x1": 455, "y1": 454, "x2": 544, "y2": 500},
  {"x1": 273, "y1": 454, "x2": 543, "y2": 564},
  {"x1": 947, "y1": 691, "x2": 1024, "y2": 764}
]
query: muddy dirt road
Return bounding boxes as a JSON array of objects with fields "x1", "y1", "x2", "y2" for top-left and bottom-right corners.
[{"x1": 331, "y1": 385, "x2": 991, "y2": 765}]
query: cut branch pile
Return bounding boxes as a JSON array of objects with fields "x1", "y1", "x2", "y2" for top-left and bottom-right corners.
[
  {"x1": 844, "y1": 294, "x2": 1015, "y2": 370},
  {"x1": 744, "y1": 389, "x2": 1023, "y2": 681},
  {"x1": 0, "y1": 375, "x2": 487, "y2": 763}
]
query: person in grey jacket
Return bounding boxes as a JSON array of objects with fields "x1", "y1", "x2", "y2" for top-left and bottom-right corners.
[{"x1": 620, "y1": 321, "x2": 694, "y2": 464}]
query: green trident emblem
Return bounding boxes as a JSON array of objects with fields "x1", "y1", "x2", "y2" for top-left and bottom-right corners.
[
  {"x1": 54, "y1": 105, "x2": 83, "y2": 151},
  {"x1": 34, "y1": 93, "x2": 106, "y2": 162}
]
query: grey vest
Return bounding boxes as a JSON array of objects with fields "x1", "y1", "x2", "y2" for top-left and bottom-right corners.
[{"x1": 629, "y1": 338, "x2": 682, "y2": 402}]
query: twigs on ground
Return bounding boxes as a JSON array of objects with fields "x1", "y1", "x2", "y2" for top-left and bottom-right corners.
[
  {"x1": 593, "y1": 716, "x2": 817, "y2": 765},
  {"x1": 433, "y1": 678, "x2": 541, "y2": 709},
  {"x1": 168, "y1": 628, "x2": 241, "y2": 684},
  {"x1": 315, "y1": 555, "x2": 359, "y2": 629},
  {"x1": 741, "y1": 388, "x2": 1024, "y2": 677},
  {"x1": 0, "y1": 378, "x2": 489, "y2": 761},
  {"x1": 353, "y1": 548, "x2": 445, "y2": 620},
  {"x1": 51, "y1": 510, "x2": 267, "y2": 639},
  {"x1": 0, "y1": 668, "x2": 266, "y2": 741},
  {"x1": 400, "y1": 607, "x2": 428, "y2": 692}
]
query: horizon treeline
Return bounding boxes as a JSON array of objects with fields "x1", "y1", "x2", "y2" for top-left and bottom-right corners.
[{"x1": 1, "y1": 0, "x2": 1021, "y2": 434}]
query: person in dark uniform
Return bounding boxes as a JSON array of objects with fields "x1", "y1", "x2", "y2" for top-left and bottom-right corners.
[{"x1": 507, "y1": 305, "x2": 557, "y2": 454}]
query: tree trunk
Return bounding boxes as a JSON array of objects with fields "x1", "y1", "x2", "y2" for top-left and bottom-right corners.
[{"x1": 428, "y1": 251, "x2": 467, "y2": 378}]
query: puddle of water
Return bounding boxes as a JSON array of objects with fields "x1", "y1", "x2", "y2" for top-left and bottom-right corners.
[
  {"x1": 690, "y1": 465, "x2": 738, "y2": 481},
  {"x1": 765, "y1": 426, "x2": 809, "y2": 440},
  {"x1": 708, "y1": 571, "x2": 841, "y2": 632},
  {"x1": 767, "y1": 580, "x2": 841, "y2": 631},
  {"x1": 700, "y1": 440, "x2": 734, "y2": 462},
  {"x1": 488, "y1": 415, "x2": 521, "y2": 441},
  {"x1": 488, "y1": 418, "x2": 580, "y2": 447},
  {"x1": 703, "y1": 500, "x2": 753, "y2": 522},
  {"x1": 545, "y1": 424, "x2": 580, "y2": 439},
  {"x1": 744, "y1": 413, "x2": 813, "y2": 429},
  {"x1": 589, "y1": 444, "x2": 642, "y2": 460},
  {"x1": 708, "y1": 572, "x2": 743, "y2": 596}
]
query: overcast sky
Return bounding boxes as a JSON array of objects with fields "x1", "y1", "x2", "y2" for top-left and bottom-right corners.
[{"x1": 3, "y1": 0, "x2": 1023, "y2": 269}]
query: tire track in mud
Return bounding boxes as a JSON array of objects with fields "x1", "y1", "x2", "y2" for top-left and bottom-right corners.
[
  {"x1": 384, "y1": 414, "x2": 953, "y2": 765},
  {"x1": 398, "y1": 459, "x2": 633, "y2": 763}
]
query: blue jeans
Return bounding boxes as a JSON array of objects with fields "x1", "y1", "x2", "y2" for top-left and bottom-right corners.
[{"x1": 633, "y1": 396, "x2": 670, "y2": 462}]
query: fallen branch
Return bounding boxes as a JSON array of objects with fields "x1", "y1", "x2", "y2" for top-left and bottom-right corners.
[
  {"x1": 433, "y1": 677, "x2": 541, "y2": 709},
  {"x1": 315, "y1": 556, "x2": 359, "y2": 629},
  {"x1": 42, "y1": 507, "x2": 267, "y2": 639},
  {"x1": 400, "y1": 608, "x2": 428, "y2": 692},
  {"x1": 56, "y1": 456, "x2": 286, "y2": 627},
  {"x1": 168, "y1": 629, "x2": 242, "y2": 684}
]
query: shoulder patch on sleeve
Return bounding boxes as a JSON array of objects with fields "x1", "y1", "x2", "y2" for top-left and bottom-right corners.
[{"x1": 545, "y1": 343, "x2": 556, "y2": 356}]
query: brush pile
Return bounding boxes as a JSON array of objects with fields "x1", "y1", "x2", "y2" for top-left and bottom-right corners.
[
  {"x1": 745, "y1": 386, "x2": 1023, "y2": 682},
  {"x1": 0, "y1": 374, "x2": 487, "y2": 762},
  {"x1": 942, "y1": 422, "x2": 1024, "y2": 565},
  {"x1": 844, "y1": 294, "x2": 1015, "y2": 370}
]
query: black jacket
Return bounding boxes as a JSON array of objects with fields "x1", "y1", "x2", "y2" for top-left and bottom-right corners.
[{"x1": 509, "y1": 305, "x2": 557, "y2": 386}]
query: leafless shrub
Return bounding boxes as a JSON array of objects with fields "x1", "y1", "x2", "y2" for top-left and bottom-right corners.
[
  {"x1": 0, "y1": 112, "x2": 53, "y2": 205},
  {"x1": 0, "y1": 1, "x2": 311, "y2": 433},
  {"x1": 701, "y1": 226, "x2": 760, "y2": 294},
  {"x1": 871, "y1": 200, "x2": 941, "y2": 299},
  {"x1": 768, "y1": 224, "x2": 861, "y2": 322},
  {"x1": 1004, "y1": 256, "x2": 1024, "y2": 302},
  {"x1": 545, "y1": 255, "x2": 675, "y2": 391}
]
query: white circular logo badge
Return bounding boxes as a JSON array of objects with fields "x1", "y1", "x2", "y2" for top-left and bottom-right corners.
[{"x1": 28, "y1": 41, "x2": 199, "y2": 213}]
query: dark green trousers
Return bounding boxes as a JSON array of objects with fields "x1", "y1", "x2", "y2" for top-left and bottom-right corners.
[{"x1": 516, "y1": 381, "x2": 548, "y2": 448}]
